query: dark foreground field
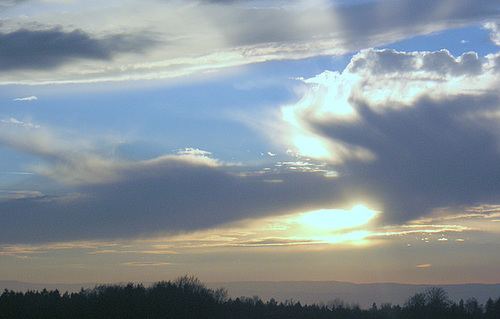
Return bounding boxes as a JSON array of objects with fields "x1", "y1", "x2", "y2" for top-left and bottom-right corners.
[{"x1": 1, "y1": 276, "x2": 499, "y2": 318}]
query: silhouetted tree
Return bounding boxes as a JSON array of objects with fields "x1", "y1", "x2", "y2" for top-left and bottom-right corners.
[
  {"x1": 464, "y1": 297, "x2": 483, "y2": 319},
  {"x1": 403, "y1": 287, "x2": 451, "y2": 319}
]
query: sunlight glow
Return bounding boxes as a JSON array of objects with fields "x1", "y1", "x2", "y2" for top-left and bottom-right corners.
[
  {"x1": 292, "y1": 134, "x2": 332, "y2": 159},
  {"x1": 298, "y1": 205, "x2": 377, "y2": 231},
  {"x1": 319, "y1": 231, "x2": 372, "y2": 245}
]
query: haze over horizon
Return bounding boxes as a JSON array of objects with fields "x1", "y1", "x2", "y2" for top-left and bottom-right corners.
[{"x1": 0, "y1": 0, "x2": 499, "y2": 286}]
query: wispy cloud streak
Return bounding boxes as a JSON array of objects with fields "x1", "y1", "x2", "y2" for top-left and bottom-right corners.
[{"x1": 13, "y1": 96, "x2": 37, "y2": 101}]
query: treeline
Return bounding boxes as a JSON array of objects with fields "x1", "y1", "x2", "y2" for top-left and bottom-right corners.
[{"x1": 0, "y1": 276, "x2": 499, "y2": 318}]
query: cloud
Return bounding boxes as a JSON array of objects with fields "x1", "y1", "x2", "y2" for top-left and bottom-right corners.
[
  {"x1": 0, "y1": 28, "x2": 156, "y2": 72},
  {"x1": 0, "y1": 0, "x2": 27, "y2": 9},
  {"x1": 0, "y1": 190, "x2": 42, "y2": 200},
  {"x1": 0, "y1": 124, "x2": 343, "y2": 244},
  {"x1": 0, "y1": 117, "x2": 40, "y2": 128},
  {"x1": 122, "y1": 262, "x2": 172, "y2": 267},
  {"x1": 348, "y1": 49, "x2": 483, "y2": 77},
  {"x1": 89, "y1": 249, "x2": 178, "y2": 255},
  {"x1": 0, "y1": 164, "x2": 340, "y2": 244},
  {"x1": 3, "y1": 42, "x2": 498, "y2": 243},
  {"x1": 0, "y1": 1, "x2": 499, "y2": 246},
  {"x1": 334, "y1": 0, "x2": 497, "y2": 45},
  {"x1": 13, "y1": 96, "x2": 37, "y2": 101},
  {"x1": 1, "y1": 0, "x2": 499, "y2": 84},
  {"x1": 0, "y1": 240, "x2": 122, "y2": 258},
  {"x1": 177, "y1": 148, "x2": 213, "y2": 156},
  {"x1": 372, "y1": 224, "x2": 471, "y2": 239},
  {"x1": 1, "y1": 171, "x2": 34, "y2": 175},
  {"x1": 280, "y1": 48, "x2": 500, "y2": 224},
  {"x1": 485, "y1": 22, "x2": 500, "y2": 46}
]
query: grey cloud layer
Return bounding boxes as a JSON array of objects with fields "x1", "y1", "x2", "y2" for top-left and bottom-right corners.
[
  {"x1": 0, "y1": 28, "x2": 156, "y2": 71},
  {"x1": 336, "y1": 0, "x2": 497, "y2": 37},
  {"x1": 0, "y1": 158, "x2": 340, "y2": 244}
]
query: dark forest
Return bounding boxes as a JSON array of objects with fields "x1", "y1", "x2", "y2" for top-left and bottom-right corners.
[{"x1": 1, "y1": 276, "x2": 499, "y2": 319}]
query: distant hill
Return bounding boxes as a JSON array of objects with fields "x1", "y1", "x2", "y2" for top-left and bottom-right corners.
[{"x1": 1, "y1": 280, "x2": 499, "y2": 309}]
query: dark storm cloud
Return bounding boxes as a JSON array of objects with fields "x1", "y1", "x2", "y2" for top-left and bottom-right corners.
[
  {"x1": 0, "y1": 157, "x2": 342, "y2": 244},
  {"x1": 0, "y1": 28, "x2": 156, "y2": 71}
]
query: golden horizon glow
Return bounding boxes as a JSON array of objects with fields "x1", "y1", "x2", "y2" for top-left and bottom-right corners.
[{"x1": 2, "y1": 205, "x2": 497, "y2": 284}]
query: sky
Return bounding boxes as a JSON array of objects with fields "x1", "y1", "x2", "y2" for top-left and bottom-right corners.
[{"x1": 0, "y1": 0, "x2": 499, "y2": 285}]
